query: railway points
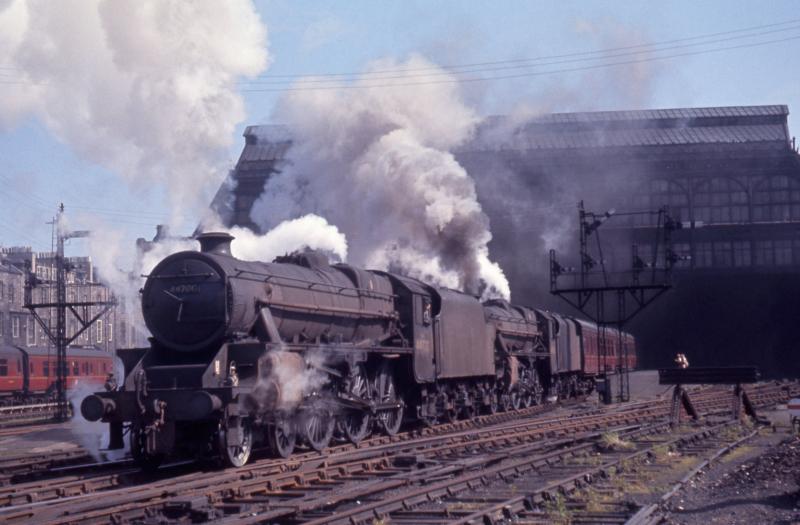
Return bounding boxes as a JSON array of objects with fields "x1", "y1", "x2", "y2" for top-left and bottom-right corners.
[{"x1": 0, "y1": 376, "x2": 795, "y2": 524}]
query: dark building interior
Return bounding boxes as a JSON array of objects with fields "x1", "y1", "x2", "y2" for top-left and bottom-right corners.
[{"x1": 213, "y1": 105, "x2": 800, "y2": 378}]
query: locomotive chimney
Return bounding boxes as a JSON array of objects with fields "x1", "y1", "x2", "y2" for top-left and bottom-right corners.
[{"x1": 197, "y1": 232, "x2": 234, "y2": 256}]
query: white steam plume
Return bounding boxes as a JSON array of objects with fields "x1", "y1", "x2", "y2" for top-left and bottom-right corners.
[
  {"x1": 0, "y1": 0, "x2": 269, "y2": 222},
  {"x1": 211, "y1": 214, "x2": 348, "y2": 263},
  {"x1": 251, "y1": 55, "x2": 510, "y2": 300}
]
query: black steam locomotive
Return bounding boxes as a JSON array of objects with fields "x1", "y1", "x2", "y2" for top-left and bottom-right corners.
[{"x1": 81, "y1": 232, "x2": 635, "y2": 468}]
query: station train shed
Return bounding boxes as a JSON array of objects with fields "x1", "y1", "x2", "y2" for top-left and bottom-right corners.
[{"x1": 212, "y1": 104, "x2": 800, "y2": 378}]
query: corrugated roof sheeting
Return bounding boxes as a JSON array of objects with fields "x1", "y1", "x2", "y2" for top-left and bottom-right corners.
[
  {"x1": 239, "y1": 142, "x2": 291, "y2": 163},
  {"x1": 517, "y1": 104, "x2": 787, "y2": 125},
  {"x1": 495, "y1": 124, "x2": 788, "y2": 151}
]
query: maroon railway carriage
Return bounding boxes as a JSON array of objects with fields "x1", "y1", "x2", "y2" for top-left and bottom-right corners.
[
  {"x1": 0, "y1": 346, "x2": 114, "y2": 405},
  {"x1": 572, "y1": 319, "x2": 637, "y2": 375}
]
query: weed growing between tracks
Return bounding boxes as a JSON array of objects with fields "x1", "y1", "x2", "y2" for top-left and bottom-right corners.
[
  {"x1": 599, "y1": 431, "x2": 635, "y2": 451},
  {"x1": 544, "y1": 492, "x2": 572, "y2": 523}
]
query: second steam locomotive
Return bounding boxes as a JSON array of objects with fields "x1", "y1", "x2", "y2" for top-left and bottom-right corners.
[{"x1": 82, "y1": 232, "x2": 636, "y2": 468}]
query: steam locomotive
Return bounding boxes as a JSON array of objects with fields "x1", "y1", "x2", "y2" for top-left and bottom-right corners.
[{"x1": 81, "y1": 232, "x2": 636, "y2": 468}]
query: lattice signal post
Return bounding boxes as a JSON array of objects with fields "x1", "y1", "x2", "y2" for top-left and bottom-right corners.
[
  {"x1": 550, "y1": 201, "x2": 686, "y2": 403},
  {"x1": 24, "y1": 204, "x2": 116, "y2": 420}
]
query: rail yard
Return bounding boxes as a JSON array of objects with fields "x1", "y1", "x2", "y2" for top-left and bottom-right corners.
[
  {"x1": 0, "y1": 375, "x2": 795, "y2": 524},
  {"x1": 2, "y1": 3, "x2": 800, "y2": 524}
]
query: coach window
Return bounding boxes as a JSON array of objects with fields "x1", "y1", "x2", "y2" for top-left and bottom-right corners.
[
  {"x1": 29, "y1": 362, "x2": 34, "y2": 375},
  {"x1": 72, "y1": 361, "x2": 79, "y2": 376},
  {"x1": 43, "y1": 361, "x2": 49, "y2": 377},
  {"x1": 0, "y1": 358, "x2": 6, "y2": 376}
]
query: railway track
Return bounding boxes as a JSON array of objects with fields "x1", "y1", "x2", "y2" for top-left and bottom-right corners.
[
  {"x1": 0, "y1": 402, "x2": 62, "y2": 426},
  {"x1": 0, "y1": 380, "x2": 795, "y2": 524}
]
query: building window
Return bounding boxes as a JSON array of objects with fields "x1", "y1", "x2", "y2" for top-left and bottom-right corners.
[
  {"x1": 108, "y1": 322, "x2": 113, "y2": 343},
  {"x1": 712, "y1": 241, "x2": 733, "y2": 267},
  {"x1": 672, "y1": 242, "x2": 691, "y2": 268},
  {"x1": 96, "y1": 320, "x2": 103, "y2": 343},
  {"x1": 8, "y1": 284, "x2": 14, "y2": 306},
  {"x1": 0, "y1": 358, "x2": 6, "y2": 376},
  {"x1": 26, "y1": 320, "x2": 34, "y2": 346},
  {"x1": 694, "y1": 242, "x2": 713, "y2": 268},
  {"x1": 775, "y1": 239, "x2": 793, "y2": 266},
  {"x1": 755, "y1": 240, "x2": 775, "y2": 266},
  {"x1": 693, "y1": 177, "x2": 749, "y2": 225},
  {"x1": 752, "y1": 176, "x2": 800, "y2": 222},
  {"x1": 12, "y1": 317, "x2": 19, "y2": 338},
  {"x1": 0, "y1": 281, "x2": 4, "y2": 300},
  {"x1": 0, "y1": 312, "x2": 4, "y2": 337},
  {"x1": 631, "y1": 178, "x2": 690, "y2": 227},
  {"x1": 733, "y1": 241, "x2": 751, "y2": 267}
]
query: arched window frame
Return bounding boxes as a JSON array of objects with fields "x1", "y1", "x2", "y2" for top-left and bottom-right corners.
[{"x1": 692, "y1": 176, "x2": 749, "y2": 225}]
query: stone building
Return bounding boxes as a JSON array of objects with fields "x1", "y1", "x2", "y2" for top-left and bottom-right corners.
[{"x1": 0, "y1": 246, "x2": 143, "y2": 353}]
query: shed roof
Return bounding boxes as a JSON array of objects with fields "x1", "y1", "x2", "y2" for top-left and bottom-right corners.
[{"x1": 463, "y1": 105, "x2": 791, "y2": 152}]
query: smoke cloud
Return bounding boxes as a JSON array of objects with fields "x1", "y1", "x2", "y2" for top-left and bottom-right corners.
[
  {"x1": 251, "y1": 55, "x2": 510, "y2": 300},
  {"x1": 0, "y1": 0, "x2": 269, "y2": 221}
]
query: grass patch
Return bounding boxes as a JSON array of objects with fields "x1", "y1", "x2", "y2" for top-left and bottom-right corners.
[
  {"x1": 544, "y1": 492, "x2": 572, "y2": 524},
  {"x1": 598, "y1": 432, "x2": 636, "y2": 452}
]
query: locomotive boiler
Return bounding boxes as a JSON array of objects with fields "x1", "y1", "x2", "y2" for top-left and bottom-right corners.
[{"x1": 81, "y1": 232, "x2": 636, "y2": 468}]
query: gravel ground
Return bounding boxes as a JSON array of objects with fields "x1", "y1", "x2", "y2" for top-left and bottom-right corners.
[{"x1": 665, "y1": 421, "x2": 800, "y2": 525}]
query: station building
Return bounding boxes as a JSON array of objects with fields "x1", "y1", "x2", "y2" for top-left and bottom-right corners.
[{"x1": 214, "y1": 104, "x2": 800, "y2": 377}]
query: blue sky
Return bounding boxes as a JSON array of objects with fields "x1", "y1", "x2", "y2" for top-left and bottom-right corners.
[{"x1": 1, "y1": 0, "x2": 799, "y2": 255}]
